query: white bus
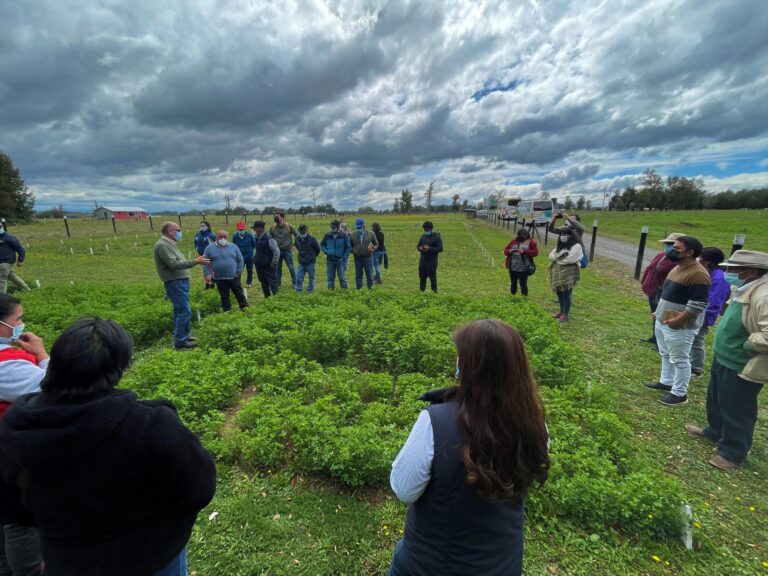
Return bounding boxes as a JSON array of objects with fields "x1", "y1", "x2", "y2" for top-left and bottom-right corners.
[{"x1": 513, "y1": 198, "x2": 555, "y2": 226}]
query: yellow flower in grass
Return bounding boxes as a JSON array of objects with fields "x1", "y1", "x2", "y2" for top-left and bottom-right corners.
[
  {"x1": 651, "y1": 555, "x2": 661, "y2": 563},
  {"x1": 647, "y1": 514, "x2": 654, "y2": 519},
  {"x1": 749, "y1": 506, "x2": 756, "y2": 512},
  {"x1": 693, "y1": 521, "x2": 702, "y2": 529}
]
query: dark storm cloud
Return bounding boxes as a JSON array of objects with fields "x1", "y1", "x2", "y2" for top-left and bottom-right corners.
[{"x1": 1, "y1": 0, "x2": 767, "y2": 210}]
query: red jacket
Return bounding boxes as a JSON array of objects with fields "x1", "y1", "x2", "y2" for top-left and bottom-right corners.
[
  {"x1": 503, "y1": 239, "x2": 539, "y2": 258},
  {"x1": 640, "y1": 252, "x2": 677, "y2": 297},
  {"x1": 0, "y1": 347, "x2": 40, "y2": 419}
]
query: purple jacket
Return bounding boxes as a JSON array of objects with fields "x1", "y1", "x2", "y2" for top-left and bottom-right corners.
[{"x1": 705, "y1": 268, "x2": 729, "y2": 327}]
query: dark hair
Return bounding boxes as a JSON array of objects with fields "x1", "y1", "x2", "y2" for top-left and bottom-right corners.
[
  {"x1": 700, "y1": 247, "x2": 725, "y2": 267},
  {"x1": 677, "y1": 236, "x2": 703, "y2": 258},
  {"x1": 253, "y1": 220, "x2": 266, "y2": 230},
  {"x1": 454, "y1": 320, "x2": 549, "y2": 503},
  {"x1": 298, "y1": 224, "x2": 308, "y2": 233},
  {"x1": 372, "y1": 222, "x2": 381, "y2": 233},
  {"x1": 556, "y1": 228, "x2": 577, "y2": 251},
  {"x1": 516, "y1": 229, "x2": 530, "y2": 241},
  {"x1": 423, "y1": 221, "x2": 434, "y2": 230},
  {"x1": 330, "y1": 219, "x2": 340, "y2": 229},
  {"x1": 200, "y1": 221, "x2": 211, "y2": 231},
  {"x1": 41, "y1": 318, "x2": 133, "y2": 399},
  {"x1": 0, "y1": 294, "x2": 21, "y2": 323}
]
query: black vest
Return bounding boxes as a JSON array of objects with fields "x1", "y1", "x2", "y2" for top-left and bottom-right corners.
[
  {"x1": 254, "y1": 233, "x2": 273, "y2": 267},
  {"x1": 404, "y1": 401, "x2": 525, "y2": 576}
]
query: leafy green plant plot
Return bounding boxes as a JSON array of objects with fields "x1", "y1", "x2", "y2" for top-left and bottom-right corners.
[{"x1": 123, "y1": 289, "x2": 684, "y2": 538}]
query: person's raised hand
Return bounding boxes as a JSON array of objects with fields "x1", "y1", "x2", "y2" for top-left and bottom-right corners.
[
  {"x1": 195, "y1": 256, "x2": 211, "y2": 265},
  {"x1": 17, "y1": 332, "x2": 49, "y2": 362}
]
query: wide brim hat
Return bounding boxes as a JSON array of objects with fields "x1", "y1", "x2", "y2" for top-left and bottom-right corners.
[
  {"x1": 718, "y1": 250, "x2": 768, "y2": 270},
  {"x1": 659, "y1": 232, "x2": 685, "y2": 243}
]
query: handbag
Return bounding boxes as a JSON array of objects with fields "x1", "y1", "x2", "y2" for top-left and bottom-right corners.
[{"x1": 525, "y1": 255, "x2": 536, "y2": 275}]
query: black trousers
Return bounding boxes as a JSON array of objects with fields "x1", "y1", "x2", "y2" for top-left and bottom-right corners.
[
  {"x1": 419, "y1": 260, "x2": 438, "y2": 292},
  {"x1": 704, "y1": 357, "x2": 763, "y2": 464},
  {"x1": 255, "y1": 265, "x2": 279, "y2": 298},
  {"x1": 508, "y1": 270, "x2": 529, "y2": 295},
  {"x1": 215, "y1": 277, "x2": 249, "y2": 311},
  {"x1": 0, "y1": 523, "x2": 42, "y2": 576}
]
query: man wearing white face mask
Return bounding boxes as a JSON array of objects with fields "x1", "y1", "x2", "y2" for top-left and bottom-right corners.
[
  {"x1": 686, "y1": 250, "x2": 768, "y2": 470},
  {"x1": 203, "y1": 230, "x2": 248, "y2": 312}
]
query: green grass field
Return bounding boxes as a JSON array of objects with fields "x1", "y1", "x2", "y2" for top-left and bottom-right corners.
[
  {"x1": 575, "y1": 209, "x2": 768, "y2": 253},
  {"x1": 4, "y1": 212, "x2": 768, "y2": 575}
]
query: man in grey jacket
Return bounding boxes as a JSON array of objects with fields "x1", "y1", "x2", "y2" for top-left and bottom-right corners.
[
  {"x1": 203, "y1": 230, "x2": 249, "y2": 312},
  {"x1": 349, "y1": 218, "x2": 378, "y2": 290},
  {"x1": 153, "y1": 221, "x2": 209, "y2": 349}
]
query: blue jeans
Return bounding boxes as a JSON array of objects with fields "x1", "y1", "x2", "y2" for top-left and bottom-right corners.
[
  {"x1": 277, "y1": 250, "x2": 296, "y2": 287},
  {"x1": 655, "y1": 320, "x2": 698, "y2": 397},
  {"x1": 354, "y1": 255, "x2": 374, "y2": 289},
  {"x1": 164, "y1": 278, "x2": 191, "y2": 345},
  {"x1": 556, "y1": 289, "x2": 572, "y2": 316},
  {"x1": 372, "y1": 250, "x2": 386, "y2": 279},
  {"x1": 388, "y1": 539, "x2": 409, "y2": 576},
  {"x1": 296, "y1": 262, "x2": 316, "y2": 292},
  {"x1": 690, "y1": 324, "x2": 709, "y2": 374},
  {"x1": 243, "y1": 259, "x2": 254, "y2": 285},
  {"x1": 326, "y1": 258, "x2": 347, "y2": 289},
  {"x1": 152, "y1": 547, "x2": 187, "y2": 576}
]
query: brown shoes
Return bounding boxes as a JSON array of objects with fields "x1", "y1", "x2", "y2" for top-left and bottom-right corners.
[
  {"x1": 708, "y1": 454, "x2": 739, "y2": 470},
  {"x1": 685, "y1": 424, "x2": 706, "y2": 438}
]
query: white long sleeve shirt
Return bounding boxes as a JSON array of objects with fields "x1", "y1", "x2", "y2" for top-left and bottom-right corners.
[{"x1": 0, "y1": 344, "x2": 48, "y2": 402}]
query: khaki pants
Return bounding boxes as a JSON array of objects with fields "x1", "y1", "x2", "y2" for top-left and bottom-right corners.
[{"x1": 0, "y1": 263, "x2": 30, "y2": 294}]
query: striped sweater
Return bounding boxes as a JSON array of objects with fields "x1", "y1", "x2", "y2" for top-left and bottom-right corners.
[{"x1": 655, "y1": 261, "x2": 711, "y2": 330}]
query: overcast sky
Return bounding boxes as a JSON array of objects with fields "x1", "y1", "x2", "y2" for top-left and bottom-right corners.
[{"x1": 2, "y1": 0, "x2": 767, "y2": 212}]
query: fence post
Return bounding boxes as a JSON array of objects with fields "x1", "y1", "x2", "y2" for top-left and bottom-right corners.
[
  {"x1": 225, "y1": 211, "x2": 229, "y2": 225},
  {"x1": 731, "y1": 234, "x2": 745, "y2": 255},
  {"x1": 111, "y1": 216, "x2": 117, "y2": 236},
  {"x1": 63, "y1": 216, "x2": 71, "y2": 238},
  {"x1": 149, "y1": 215, "x2": 154, "y2": 231},
  {"x1": 589, "y1": 219, "x2": 598, "y2": 261},
  {"x1": 544, "y1": 222, "x2": 549, "y2": 246},
  {"x1": 177, "y1": 213, "x2": 182, "y2": 227},
  {"x1": 634, "y1": 225, "x2": 648, "y2": 280}
]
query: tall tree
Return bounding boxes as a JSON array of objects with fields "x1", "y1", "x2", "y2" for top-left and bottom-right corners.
[
  {"x1": 0, "y1": 151, "x2": 36, "y2": 222},
  {"x1": 461, "y1": 199, "x2": 469, "y2": 210},
  {"x1": 392, "y1": 198, "x2": 401, "y2": 213},
  {"x1": 451, "y1": 194, "x2": 460, "y2": 213},
  {"x1": 424, "y1": 181, "x2": 434, "y2": 213},
  {"x1": 563, "y1": 195, "x2": 575, "y2": 211},
  {"x1": 666, "y1": 176, "x2": 705, "y2": 210},
  {"x1": 400, "y1": 189, "x2": 413, "y2": 213},
  {"x1": 640, "y1": 169, "x2": 666, "y2": 210},
  {"x1": 576, "y1": 195, "x2": 586, "y2": 210}
]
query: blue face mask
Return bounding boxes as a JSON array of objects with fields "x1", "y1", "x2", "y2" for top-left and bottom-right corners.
[
  {"x1": 0, "y1": 320, "x2": 24, "y2": 342},
  {"x1": 423, "y1": 230, "x2": 432, "y2": 236},
  {"x1": 724, "y1": 272, "x2": 746, "y2": 287},
  {"x1": 455, "y1": 358, "x2": 460, "y2": 380},
  {"x1": 175, "y1": 231, "x2": 183, "y2": 241},
  {"x1": 664, "y1": 244, "x2": 674, "y2": 254}
]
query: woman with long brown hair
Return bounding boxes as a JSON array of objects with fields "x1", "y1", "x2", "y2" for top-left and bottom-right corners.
[{"x1": 388, "y1": 319, "x2": 550, "y2": 576}]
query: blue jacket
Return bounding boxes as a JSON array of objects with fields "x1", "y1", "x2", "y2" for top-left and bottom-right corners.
[
  {"x1": 232, "y1": 231, "x2": 255, "y2": 261},
  {"x1": 194, "y1": 231, "x2": 215, "y2": 256},
  {"x1": 0, "y1": 233, "x2": 25, "y2": 265},
  {"x1": 320, "y1": 230, "x2": 351, "y2": 261},
  {"x1": 203, "y1": 242, "x2": 243, "y2": 280}
]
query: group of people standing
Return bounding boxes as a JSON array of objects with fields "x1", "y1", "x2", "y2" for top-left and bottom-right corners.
[
  {"x1": 639, "y1": 233, "x2": 768, "y2": 471},
  {"x1": 502, "y1": 212, "x2": 585, "y2": 322}
]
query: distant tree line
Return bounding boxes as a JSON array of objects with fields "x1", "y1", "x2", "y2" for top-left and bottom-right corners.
[{"x1": 608, "y1": 169, "x2": 768, "y2": 211}]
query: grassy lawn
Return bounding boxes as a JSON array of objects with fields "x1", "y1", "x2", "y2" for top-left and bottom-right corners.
[
  {"x1": 569, "y1": 210, "x2": 768, "y2": 253},
  {"x1": 5, "y1": 214, "x2": 767, "y2": 575}
]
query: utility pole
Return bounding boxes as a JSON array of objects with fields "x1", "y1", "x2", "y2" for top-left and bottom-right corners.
[
  {"x1": 311, "y1": 188, "x2": 317, "y2": 211},
  {"x1": 425, "y1": 181, "x2": 434, "y2": 213},
  {"x1": 602, "y1": 184, "x2": 609, "y2": 211}
]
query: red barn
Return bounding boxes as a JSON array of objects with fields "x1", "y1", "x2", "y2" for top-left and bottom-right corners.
[{"x1": 94, "y1": 206, "x2": 148, "y2": 221}]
